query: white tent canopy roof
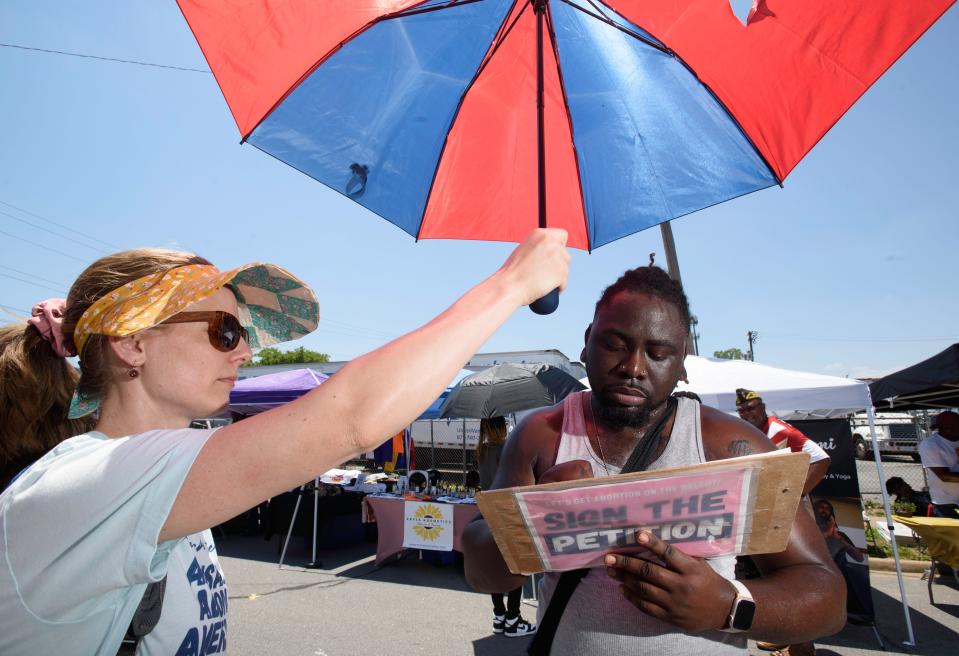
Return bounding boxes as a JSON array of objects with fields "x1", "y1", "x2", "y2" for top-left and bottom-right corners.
[{"x1": 580, "y1": 355, "x2": 871, "y2": 419}]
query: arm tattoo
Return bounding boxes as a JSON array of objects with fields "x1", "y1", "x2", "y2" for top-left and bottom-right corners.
[{"x1": 727, "y1": 440, "x2": 755, "y2": 457}]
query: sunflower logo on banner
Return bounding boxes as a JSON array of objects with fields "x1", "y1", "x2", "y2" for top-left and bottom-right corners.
[{"x1": 403, "y1": 501, "x2": 453, "y2": 552}]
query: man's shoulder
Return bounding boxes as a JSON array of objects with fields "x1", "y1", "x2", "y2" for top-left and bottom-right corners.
[
  {"x1": 918, "y1": 433, "x2": 942, "y2": 453},
  {"x1": 514, "y1": 398, "x2": 567, "y2": 440},
  {"x1": 698, "y1": 404, "x2": 776, "y2": 460},
  {"x1": 769, "y1": 415, "x2": 798, "y2": 430}
]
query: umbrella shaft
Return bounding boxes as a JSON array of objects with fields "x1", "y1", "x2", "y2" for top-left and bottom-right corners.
[{"x1": 535, "y1": 0, "x2": 546, "y2": 229}]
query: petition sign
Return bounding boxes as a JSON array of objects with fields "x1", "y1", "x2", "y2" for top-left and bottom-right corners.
[
  {"x1": 477, "y1": 451, "x2": 808, "y2": 575},
  {"x1": 514, "y1": 468, "x2": 753, "y2": 571}
]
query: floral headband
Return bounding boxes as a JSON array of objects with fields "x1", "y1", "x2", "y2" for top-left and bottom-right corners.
[{"x1": 68, "y1": 262, "x2": 319, "y2": 417}]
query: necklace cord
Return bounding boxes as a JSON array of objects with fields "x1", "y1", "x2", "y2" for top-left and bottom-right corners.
[{"x1": 587, "y1": 394, "x2": 679, "y2": 475}]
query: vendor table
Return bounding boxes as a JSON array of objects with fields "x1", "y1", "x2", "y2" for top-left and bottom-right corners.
[
  {"x1": 893, "y1": 515, "x2": 959, "y2": 604},
  {"x1": 363, "y1": 496, "x2": 480, "y2": 566}
]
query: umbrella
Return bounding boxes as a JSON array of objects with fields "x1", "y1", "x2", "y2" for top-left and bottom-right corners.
[
  {"x1": 230, "y1": 368, "x2": 328, "y2": 414},
  {"x1": 418, "y1": 367, "x2": 478, "y2": 420},
  {"x1": 178, "y1": 0, "x2": 951, "y2": 251},
  {"x1": 439, "y1": 362, "x2": 586, "y2": 418}
]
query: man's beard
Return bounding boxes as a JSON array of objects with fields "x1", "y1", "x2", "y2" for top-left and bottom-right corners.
[{"x1": 594, "y1": 392, "x2": 653, "y2": 429}]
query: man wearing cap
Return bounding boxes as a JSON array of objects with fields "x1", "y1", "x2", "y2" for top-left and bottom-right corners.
[
  {"x1": 918, "y1": 410, "x2": 959, "y2": 518},
  {"x1": 735, "y1": 389, "x2": 831, "y2": 495}
]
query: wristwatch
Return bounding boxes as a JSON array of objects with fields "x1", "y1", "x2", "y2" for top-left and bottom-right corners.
[{"x1": 720, "y1": 579, "x2": 756, "y2": 633}]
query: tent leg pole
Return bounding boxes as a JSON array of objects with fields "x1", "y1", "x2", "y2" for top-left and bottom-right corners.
[
  {"x1": 306, "y1": 477, "x2": 322, "y2": 568},
  {"x1": 463, "y1": 418, "x2": 467, "y2": 487},
  {"x1": 867, "y1": 400, "x2": 916, "y2": 647},
  {"x1": 279, "y1": 484, "x2": 305, "y2": 569}
]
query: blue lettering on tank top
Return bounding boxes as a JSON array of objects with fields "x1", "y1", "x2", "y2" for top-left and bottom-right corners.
[{"x1": 174, "y1": 551, "x2": 228, "y2": 655}]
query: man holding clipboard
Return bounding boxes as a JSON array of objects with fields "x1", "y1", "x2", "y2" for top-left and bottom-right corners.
[{"x1": 462, "y1": 266, "x2": 845, "y2": 656}]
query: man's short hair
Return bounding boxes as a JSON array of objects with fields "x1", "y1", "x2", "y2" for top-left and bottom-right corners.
[
  {"x1": 594, "y1": 265, "x2": 691, "y2": 328},
  {"x1": 933, "y1": 410, "x2": 959, "y2": 433},
  {"x1": 885, "y1": 476, "x2": 906, "y2": 495}
]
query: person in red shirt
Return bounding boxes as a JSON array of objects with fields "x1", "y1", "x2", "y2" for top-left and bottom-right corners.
[
  {"x1": 735, "y1": 389, "x2": 831, "y2": 495},
  {"x1": 736, "y1": 389, "x2": 833, "y2": 656}
]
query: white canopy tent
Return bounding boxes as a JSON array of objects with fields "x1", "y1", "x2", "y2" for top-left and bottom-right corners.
[
  {"x1": 676, "y1": 355, "x2": 870, "y2": 419},
  {"x1": 578, "y1": 355, "x2": 916, "y2": 647}
]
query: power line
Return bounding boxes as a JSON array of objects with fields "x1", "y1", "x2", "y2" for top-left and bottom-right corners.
[
  {"x1": 0, "y1": 303, "x2": 29, "y2": 325},
  {"x1": 0, "y1": 264, "x2": 68, "y2": 288},
  {"x1": 0, "y1": 199, "x2": 122, "y2": 250},
  {"x1": 0, "y1": 303, "x2": 30, "y2": 315},
  {"x1": 0, "y1": 42, "x2": 211, "y2": 74},
  {"x1": 0, "y1": 209, "x2": 110, "y2": 255},
  {"x1": 320, "y1": 318, "x2": 395, "y2": 340},
  {"x1": 0, "y1": 228, "x2": 88, "y2": 262},
  {"x1": 0, "y1": 271, "x2": 66, "y2": 294}
]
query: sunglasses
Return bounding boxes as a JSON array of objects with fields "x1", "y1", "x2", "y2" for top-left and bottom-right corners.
[{"x1": 161, "y1": 311, "x2": 249, "y2": 352}]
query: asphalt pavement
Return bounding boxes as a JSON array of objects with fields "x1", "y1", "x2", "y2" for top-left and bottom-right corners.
[{"x1": 216, "y1": 535, "x2": 958, "y2": 656}]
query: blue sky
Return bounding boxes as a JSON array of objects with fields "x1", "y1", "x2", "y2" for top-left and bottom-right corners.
[{"x1": 1, "y1": 1, "x2": 956, "y2": 380}]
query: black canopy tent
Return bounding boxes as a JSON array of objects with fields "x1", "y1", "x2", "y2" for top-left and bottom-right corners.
[{"x1": 869, "y1": 344, "x2": 959, "y2": 410}]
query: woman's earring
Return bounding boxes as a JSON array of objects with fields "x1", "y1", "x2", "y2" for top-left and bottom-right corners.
[{"x1": 127, "y1": 368, "x2": 139, "y2": 379}]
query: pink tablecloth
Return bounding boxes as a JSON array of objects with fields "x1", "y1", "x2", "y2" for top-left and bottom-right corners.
[{"x1": 363, "y1": 496, "x2": 480, "y2": 565}]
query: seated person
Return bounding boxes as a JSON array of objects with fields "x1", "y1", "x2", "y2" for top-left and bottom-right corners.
[{"x1": 884, "y1": 476, "x2": 933, "y2": 516}]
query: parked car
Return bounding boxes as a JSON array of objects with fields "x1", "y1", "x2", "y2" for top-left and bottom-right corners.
[{"x1": 850, "y1": 412, "x2": 924, "y2": 461}]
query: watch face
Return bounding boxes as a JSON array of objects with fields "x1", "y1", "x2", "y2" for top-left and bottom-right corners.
[{"x1": 732, "y1": 599, "x2": 757, "y2": 631}]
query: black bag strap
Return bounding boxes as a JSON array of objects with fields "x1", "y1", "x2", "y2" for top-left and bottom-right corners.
[
  {"x1": 527, "y1": 396, "x2": 679, "y2": 656},
  {"x1": 116, "y1": 576, "x2": 167, "y2": 655},
  {"x1": 620, "y1": 396, "x2": 677, "y2": 474}
]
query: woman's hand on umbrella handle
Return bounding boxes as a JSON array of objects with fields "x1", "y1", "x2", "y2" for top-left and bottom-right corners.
[
  {"x1": 530, "y1": 288, "x2": 560, "y2": 315},
  {"x1": 498, "y1": 228, "x2": 569, "y2": 309}
]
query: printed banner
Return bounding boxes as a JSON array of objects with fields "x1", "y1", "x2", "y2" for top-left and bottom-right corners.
[
  {"x1": 793, "y1": 419, "x2": 860, "y2": 498},
  {"x1": 513, "y1": 467, "x2": 756, "y2": 571},
  {"x1": 796, "y1": 419, "x2": 876, "y2": 624},
  {"x1": 403, "y1": 501, "x2": 454, "y2": 551}
]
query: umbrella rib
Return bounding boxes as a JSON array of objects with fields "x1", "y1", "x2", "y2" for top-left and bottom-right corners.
[
  {"x1": 544, "y1": 2, "x2": 592, "y2": 252},
  {"x1": 238, "y1": 0, "x2": 483, "y2": 140},
  {"x1": 383, "y1": 0, "x2": 488, "y2": 21},
  {"x1": 414, "y1": 0, "x2": 531, "y2": 241},
  {"x1": 582, "y1": 0, "x2": 613, "y2": 22},
  {"x1": 557, "y1": 0, "x2": 667, "y2": 53},
  {"x1": 473, "y1": 1, "x2": 533, "y2": 92}
]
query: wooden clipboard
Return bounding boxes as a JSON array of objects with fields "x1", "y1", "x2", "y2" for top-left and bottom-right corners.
[{"x1": 475, "y1": 450, "x2": 809, "y2": 575}]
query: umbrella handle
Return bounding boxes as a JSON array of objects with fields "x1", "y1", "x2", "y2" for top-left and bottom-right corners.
[{"x1": 529, "y1": 288, "x2": 559, "y2": 315}]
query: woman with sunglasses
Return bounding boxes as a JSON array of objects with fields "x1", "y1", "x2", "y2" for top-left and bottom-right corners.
[{"x1": 0, "y1": 229, "x2": 568, "y2": 655}]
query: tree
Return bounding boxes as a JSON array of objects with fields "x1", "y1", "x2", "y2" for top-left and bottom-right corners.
[
  {"x1": 243, "y1": 346, "x2": 331, "y2": 366},
  {"x1": 713, "y1": 347, "x2": 745, "y2": 360}
]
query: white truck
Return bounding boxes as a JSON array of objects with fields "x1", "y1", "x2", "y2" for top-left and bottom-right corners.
[{"x1": 850, "y1": 412, "x2": 924, "y2": 461}]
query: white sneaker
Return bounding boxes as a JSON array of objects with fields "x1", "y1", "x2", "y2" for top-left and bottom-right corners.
[
  {"x1": 492, "y1": 613, "x2": 505, "y2": 634},
  {"x1": 504, "y1": 616, "x2": 537, "y2": 637}
]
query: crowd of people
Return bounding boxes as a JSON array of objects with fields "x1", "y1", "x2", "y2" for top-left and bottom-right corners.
[{"x1": 14, "y1": 228, "x2": 953, "y2": 655}]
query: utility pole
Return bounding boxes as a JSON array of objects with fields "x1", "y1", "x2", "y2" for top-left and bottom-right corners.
[
  {"x1": 689, "y1": 315, "x2": 700, "y2": 356},
  {"x1": 659, "y1": 221, "x2": 698, "y2": 355},
  {"x1": 747, "y1": 330, "x2": 758, "y2": 362}
]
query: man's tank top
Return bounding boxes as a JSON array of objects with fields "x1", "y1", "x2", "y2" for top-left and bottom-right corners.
[{"x1": 537, "y1": 391, "x2": 746, "y2": 655}]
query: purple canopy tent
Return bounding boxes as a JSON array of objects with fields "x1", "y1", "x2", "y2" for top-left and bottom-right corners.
[{"x1": 230, "y1": 368, "x2": 329, "y2": 415}]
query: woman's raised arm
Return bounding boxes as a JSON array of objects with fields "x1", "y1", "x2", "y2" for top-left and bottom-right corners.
[{"x1": 161, "y1": 228, "x2": 569, "y2": 540}]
